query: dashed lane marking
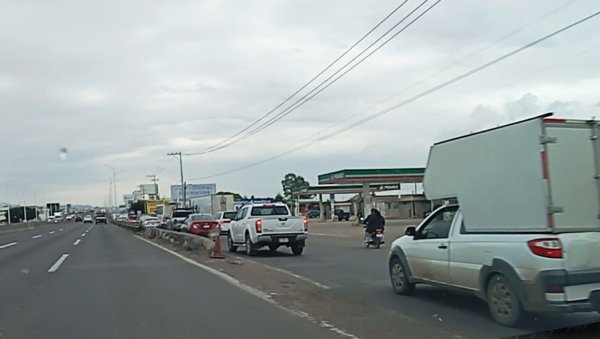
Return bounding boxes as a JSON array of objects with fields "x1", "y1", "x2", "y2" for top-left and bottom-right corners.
[
  {"x1": 0, "y1": 242, "x2": 17, "y2": 249},
  {"x1": 47, "y1": 254, "x2": 69, "y2": 273}
]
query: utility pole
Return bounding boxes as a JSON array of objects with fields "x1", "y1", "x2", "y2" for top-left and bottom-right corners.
[
  {"x1": 147, "y1": 174, "x2": 159, "y2": 197},
  {"x1": 167, "y1": 152, "x2": 185, "y2": 207},
  {"x1": 104, "y1": 164, "x2": 117, "y2": 210}
]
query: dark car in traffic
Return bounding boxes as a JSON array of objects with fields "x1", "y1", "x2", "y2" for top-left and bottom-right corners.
[
  {"x1": 95, "y1": 212, "x2": 107, "y2": 224},
  {"x1": 307, "y1": 209, "x2": 320, "y2": 218}
]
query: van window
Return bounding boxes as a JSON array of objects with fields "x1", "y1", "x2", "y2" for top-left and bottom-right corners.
[{"x1": 418, "y1": 206, "x2": 458, "y2": 239}]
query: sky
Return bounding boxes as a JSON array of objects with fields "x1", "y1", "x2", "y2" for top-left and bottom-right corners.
[{"x1": 1, "y1": 0, "x2": 599, "y2": 206}]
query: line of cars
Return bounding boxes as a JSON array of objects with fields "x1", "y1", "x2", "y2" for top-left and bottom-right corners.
[{"x1": 139, "y1": 203, "x2": 309, "y2": 256}]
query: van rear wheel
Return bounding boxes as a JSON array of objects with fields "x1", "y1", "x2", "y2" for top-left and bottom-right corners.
[{"x1": 486, "y1": 274, "x2": 523, "y2": 327}]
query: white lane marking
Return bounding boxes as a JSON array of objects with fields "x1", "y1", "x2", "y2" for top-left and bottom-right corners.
[
  {"x1": 310, "y1": 233, "x2": 348, "y2": 238},
  {"x1": 133, "y1": 235, "x2": 356, "y2": 338},
  {"x1": 243, "y1": 257, "x2": 331, "y2": 290},
  {"x1": 81, "y1": 233, "x2": 86, "y2": 237},
  {"x1": 49, "y1": 231, "x2": 55, "y2": 234},
  {"x1": 32, "y1": 235, "x2": 42, "y2": 239},
  {"x1": 47, "y1": 254, "x2": 69, "y2": 273},
  {"x1": 0, "y1": 242, "x2": 17, "y2": 249},
  {"x1": 73, "y1": 239, "x2": 81, "y2": 246}
]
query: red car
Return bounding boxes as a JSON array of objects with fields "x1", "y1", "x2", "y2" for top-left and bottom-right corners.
[{"x1": 181, "y1": 213, "x2": 220, "y2": 238}]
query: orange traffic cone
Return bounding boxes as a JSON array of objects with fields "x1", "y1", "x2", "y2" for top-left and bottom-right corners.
[{"x1": 210, "y1": 233, "x2": 225, "y2": 259}]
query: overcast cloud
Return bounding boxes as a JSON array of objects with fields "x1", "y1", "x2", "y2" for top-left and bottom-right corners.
[{"x1": 1, "y1": 0, "x2": 599, "y2": 206}]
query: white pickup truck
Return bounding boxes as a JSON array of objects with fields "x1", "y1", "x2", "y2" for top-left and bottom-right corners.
[
  {"x1": 228, "y1": 203, "x2": 308, "y2": 256},
  {"x1": 389, "y1": 114, "x2": 600, "y2": 327}
]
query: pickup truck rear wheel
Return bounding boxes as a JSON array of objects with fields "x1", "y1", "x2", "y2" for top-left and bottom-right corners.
[
  {"x1": 390, "y1": 257, "x2": 414, "y2": 295},
  {"x1": 486, "y1": 274, "x2": 523, "y2": 327},
  {"x1": 245, "y1": 235, "x2": 257, "y2": 256},
  {"x1": 291, "y1": 242, "x2": 304, "y2": 255},
  {"x1": 227, "y1": 234, "x2": 237, "y2": 253}
]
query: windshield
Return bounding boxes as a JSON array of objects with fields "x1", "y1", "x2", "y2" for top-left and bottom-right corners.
[
  {"x1": 2, "y1": 2, "x2": 598, "y2": 338},
  {"x1": 191, "y1": 214, "x2": 213, "y2": 221},
  {"x1": 251, "y1": 206, "x2": 289, "y2": 216},
  {"x1": 223, "y1": 212, "x2": 237, "y2": 219},
  {"x1": 172, "y1": 211, "x2": 193, "y2": 218}
]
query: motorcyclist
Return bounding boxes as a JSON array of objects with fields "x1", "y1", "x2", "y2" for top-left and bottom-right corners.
[{"x1": 363, "y1": 208, "x2": 385, "y2": 242}]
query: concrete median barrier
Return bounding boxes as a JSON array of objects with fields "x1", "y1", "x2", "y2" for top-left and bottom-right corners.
[{"x1": 112, "y1": 220, "x2": 214, "y2": 255}]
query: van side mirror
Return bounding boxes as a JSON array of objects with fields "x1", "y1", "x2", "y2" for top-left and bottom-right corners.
[{"x1": 405, "y1": 226, "x2": 416, "y2": 236}]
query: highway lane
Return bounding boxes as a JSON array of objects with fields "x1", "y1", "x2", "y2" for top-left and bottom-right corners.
[
  {"x1": 0, "y1": 222, "x2": 340, "y2": 339},
  {"x1": 0, "y1": 220, "x2": 77, "y2": 241},
  {"x1": 0, "y1": 221, "x2": 92, "y2": 311},
  {"x1": 233, "y1": 222, "x2": 600, "y2": 338}
]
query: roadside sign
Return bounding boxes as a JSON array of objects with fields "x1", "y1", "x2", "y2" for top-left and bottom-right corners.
[{"x1": 374, "y1": 184, "x2": 400, "y2": 190}]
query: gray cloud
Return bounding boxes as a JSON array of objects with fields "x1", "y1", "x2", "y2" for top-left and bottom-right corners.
[{"x1": 1, "y1": 0, "x2": 599, "y2": 205}]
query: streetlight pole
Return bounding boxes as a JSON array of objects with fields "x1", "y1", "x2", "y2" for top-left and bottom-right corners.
[
  {"x1": 103, "y1": 164, "x2": 117, "y2": 210},
  {"x1": 167, "y1": 152, "x2": 185, "y2": 207}
]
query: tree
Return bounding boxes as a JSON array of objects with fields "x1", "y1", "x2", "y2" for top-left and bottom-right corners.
[
  {"x1": 274, "y1": 193, "x2": 285, "y2": 202},
  {"x1": 216, "y1": 191, "x2": 243, "y2": 201},
  {"x1": 281, "y1": 173, "x2": 310, "y2": 205}
]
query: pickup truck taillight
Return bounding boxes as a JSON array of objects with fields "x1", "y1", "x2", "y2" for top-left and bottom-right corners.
[
  {"x1": 303, "y1": 217, "x2": 308, "y2": 232},
  {"x1": 255, "y1": 219, "x2": 263, "y2": 233},
  {"x1": 528, "y1": 238, "x2": 562, "y2": 258}
]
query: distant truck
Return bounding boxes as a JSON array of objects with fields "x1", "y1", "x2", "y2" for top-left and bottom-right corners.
[
  {"x1": 334, "y1": 209, "x2": 350, "y2": 221},
  {"x1": 388, "y1": 114, "x2": 600, "y2": 327},
  {"x1": 53, "y1": 212, "x2": 63, "y2": 223},
  {"x1": 190, "y1": 194, "x2": 234, "y2": 215}
]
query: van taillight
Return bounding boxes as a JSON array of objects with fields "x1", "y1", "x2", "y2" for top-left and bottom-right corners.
[
  {"x1": 303, "y1": 217, "x2": 308, "y2": 232},
  {"x1": 528, "y1": 238, "x2": 562, "y2": 258},
  {"x1": 255, "y1": 219, "x2": 263, "y2": 233}
]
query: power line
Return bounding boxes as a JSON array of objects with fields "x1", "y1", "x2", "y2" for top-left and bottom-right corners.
[
  {"x1": 188, "y1": 10, "x2": 600, "y2": 180},
  {"x1": 185, "y1": 0, "x2": 436, "y2": 155},
  {"x1": 239, "y1": 0, "x2": 442, "y2": 141},
  {"x1": 186, "y1": 0, "x2": 409, "y2": 156},
  {"x1": 153, "y1": 154, "x2": 170, "y2": 173}
]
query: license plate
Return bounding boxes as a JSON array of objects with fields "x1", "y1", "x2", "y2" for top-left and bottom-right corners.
[
  {"x1": 279, "y1": 238, "x2": 289, "y2": 243},
  {"x1": 376, "y1": 234, "x2": 384, "y2": 238}
]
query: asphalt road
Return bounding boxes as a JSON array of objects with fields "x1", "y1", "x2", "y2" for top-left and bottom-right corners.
[
  {"x1": 0, "y1": 222, "x2": 338, "y2": 339},
  {"x1": 232, "y1": 221, "x2": 600, "y2": 338}
]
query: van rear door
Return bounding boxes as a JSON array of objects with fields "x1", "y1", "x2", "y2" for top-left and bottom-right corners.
[{"x1": 543, "y1": 119, "x2": 600, "y2": 232}]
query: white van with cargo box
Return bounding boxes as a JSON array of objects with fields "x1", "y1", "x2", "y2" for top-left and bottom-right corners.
[{"x1": 389, "y1": 114, "x2": 600, "y2": 327}]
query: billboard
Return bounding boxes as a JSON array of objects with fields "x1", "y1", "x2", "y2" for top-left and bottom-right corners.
[
  {"x1": 139, "y1": 184, "x2": 158, "y2": 195},
  {"x1": 171, "y1": 184, "x2": 216, "y2": 202}
]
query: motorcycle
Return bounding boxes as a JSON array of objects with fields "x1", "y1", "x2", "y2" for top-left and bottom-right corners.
[{"x1": 364, "y1": 228, "x2": 385, "y2": 248}]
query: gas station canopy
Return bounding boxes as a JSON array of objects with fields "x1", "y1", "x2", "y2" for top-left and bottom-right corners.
[
  {"x1": 318, "y1": 168, "x2": 425, "y2": 185},
  {"x1": 302, "y1": 183, "x2": 402, "y2": 195}
]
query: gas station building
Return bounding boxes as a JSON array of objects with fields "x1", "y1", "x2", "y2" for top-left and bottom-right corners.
[{"x1": 301, "y1": 168, "x2": 430, "y2": 220}]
